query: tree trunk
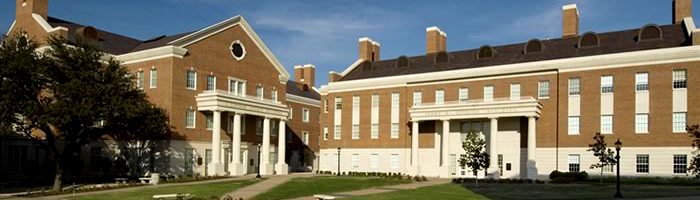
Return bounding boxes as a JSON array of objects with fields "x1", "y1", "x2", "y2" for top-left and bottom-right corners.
[
  {"x1": 600, "y1": 168, "x2": 603, "y2": 185},
  {"x1": 52, "y1": 161, "x2": 63, "y2": 191},
  {"x1": 474, "y1": 170, "x2": 479, "y2": 187}
]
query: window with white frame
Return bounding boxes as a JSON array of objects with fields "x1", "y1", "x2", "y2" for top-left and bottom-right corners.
[
  {"x1": 256, "y1": 118, "x2": 262, "y2": 135},
  {"x1": 324, "y1": 100, "x2": 328, "y2": 113},
  {"x1": 335, "y1": 97, "x2": 342, "y2": 110},
  {"x1": 370, "y1": 154, "x2": 379, "y2": 170},
  {"x1": 569, "y1": 77, "x2": 580, "y2": 95},
  {"x1": 256, "y1": 85, "x2": 263, "y2": 99},
  {"x1": 229, "y1": 79, "x2": 246, "y2": 95},
  {"x1": 538, "y1": 81, "x2": 549, "y2": 98},
  {"x1": 137, "y1": 71, "x2": 144, "y2": 89},
  {"x1": 568, "y1": 116, "x2": 580, "y2": 135},
  {"x1": 271, "y1": 88, "x2": 277, "y2": 102},
  {"x1": 352, "y1": 125, "x2": 359, "y2": 140},
  {"x1": 323, "y1": 126, "x2": 328, "y2": 140},
  {"x1": 392, "y1": 92, "x2": 399, "y2": 108},
  {"x1": 510, "y1": 83, "x2": 520, "y2": 100},
  {"x1": 207, "y1": 75, "x2": 216, "y2": 91},
  {"x1": 289, "y1": 108, "x2": 293, "y2": 119},
  {"x1": 352, "y1": 154, "x2": 360, "y2": 168},
  {"x1": 673, "y1": 112, "x2": 687, "y2": 133},
  {"x1": 568, "y1": 154, "x2": 580, "y2": 172},
  {"x1": 391, "y1": 123, "x2": 399, "y2": 139},
  {"x1": 186, "y1": 70, "x2": 196, "y2": 90},
  {"x1": 302, "y1": 131, "x2": 309, "y2": 145},
  {"x1": 334, "y1": 125, "x2": 341, "y2": 140},
  {"x1": 150, "y1": 68, "x2": 157, "y2": 88},
  {"x1": 371, "y1": 124, "x2": 378, "y2": 139},
  {"x1": 352, "y1": 95, "x2": 360, "y2": 108},
  {"x1": 672, "y1": 69, "x2": 687, "y2": 89},
  {"x1": 185, "y1": 108, "x2": 195, "y2": 128},
  {"x1": 372, "y1": 94, "x2": 379, "y2": 108},
  {"x1": 459, "y1": 87, "x2": 469, "y2": 102},
  {"x1": 286, "y1": 131, "x2": 292, "y2": 143},
  {"x1": 601, "y1": 115, "x2": 613, "y2": 134},
  {"x1": 636, "y1": 114, "x2": 648, "y2": 133},
  {"x1": 241, "y1": 116, "x2": 246, "y2": 135},
  {"x1": 302, "y1": 108, "x2": 309, "y2": 123},
  {"x1": 673, "y1": 155, "x2": 687, "y2": 174},
  {"x1": 601, "y1": 76, "x2": 613, "y2": 93},
  {"x1": 636, "y1": 154, "x2": 649, "y2": 173},
  {"x1": 435, "y1": 89, "x2": 445, "y2": 105},
  {"x1": 636, "y1": 73, "x2": 648, "y2": 92},
  {"x1": 484, "y1": 85, "x2": 494, "y2": 101},
  {"x1": 390, "y1": 154, "x2": 399, "y2": 170},
  {"x1": 413, "y1": 91, "x2": 422, "y2": 106},
  {"x1": 205, "y1": 113, "x2": 213, "y2": 130}
]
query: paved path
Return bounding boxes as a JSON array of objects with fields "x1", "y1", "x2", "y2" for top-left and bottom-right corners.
[
  {"x1": 222, "y1": 173, "x2": 320, "y2": 200},
  {"x1": 290, "y1": 178, "x2": 452, "y2": 200}
]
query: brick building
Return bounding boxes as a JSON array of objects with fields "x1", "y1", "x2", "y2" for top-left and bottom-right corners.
[
  {"x1": 319, "y1": 1, "x2": 699, "y2": 179},
  {"x1": 2, "y1": 0, "x2": 320, "y2": 180}
]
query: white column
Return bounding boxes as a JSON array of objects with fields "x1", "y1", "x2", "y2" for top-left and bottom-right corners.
[
  {"x1": 441, "y1": 120, "x2": 450, "y2": 167},
  {"x1": 489, "y1": 117, "x2": 499, "y2": 179},
  {"x1": 276, "y1": 120, "x2": 288, "y2": 174},
  {"x1": 230, "y1": 113, "x2": 244, "y2": 175},
  {"x1": 208, "y1": 111, "x2": 225, "y2": 175},
  {"x1": 411, "y1": 121, "x2": 420, "y2": 175},
  {"x1": 527, "y1": 116, "x2": 538, "y2": 180},
  {"x1": 261, "y1": 117, "x2": 272, "y2": 175}
]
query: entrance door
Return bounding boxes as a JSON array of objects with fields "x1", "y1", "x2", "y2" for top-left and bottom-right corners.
[
  {"x1": 205, "y1": 149, "x2": 212, "y2": 176},
  {"x1": 224, "y1": 148, "x2": 230, "y2": 173},
  {"x1": 184, "y1": 148, "x2": 193, "y2": 175}
]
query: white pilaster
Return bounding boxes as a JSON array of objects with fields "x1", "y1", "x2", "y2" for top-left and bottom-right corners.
[
  {"x1": 440, "y1": 119, "x2": 450, "y2": 178},
  {"x1": 411, "y1": 121, "x2": 420, "y2": 175},
  {"x1": 488, "y1": 117, "x2": 499, "y2": 179},
  {"x1": 276, "y1": 120, "x2": 288, "y2": 174},
  {"x1": 208, "y1": 111, "x2": 225, "y2": 176},
  {"x1": 527, "y1": 116, "x2": 538, "y2": 180},
  {"x1": 260, "y1": 117, "x2": 273, "y2": 175},
  {"x1": 230, "y1": 113, "x2": 245, "y2": 175}
]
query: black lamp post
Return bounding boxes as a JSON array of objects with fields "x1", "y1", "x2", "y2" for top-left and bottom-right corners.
[
  {"x1": 337, "y1": 147, "x2": 341, "y2": 176},
  {"x1": 256, "y1": 143, "x2": 262, "y2": 179},
  {"x1": 614, "y1": 139, "x2": 622, "y2": 198}
]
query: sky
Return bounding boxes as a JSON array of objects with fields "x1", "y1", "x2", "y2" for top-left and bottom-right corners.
[{"x1": 2, "y1": 0, "x2": 699, "y2": 87}]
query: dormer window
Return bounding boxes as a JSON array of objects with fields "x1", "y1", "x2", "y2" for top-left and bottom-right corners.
[
  {"x1": 435, "y1": 52, "x2": 449, "y2": 63},
  {"x1": 396, "y1": 56, "x2": 409, "y2": 68},
  {"x1": 578, "y1": 32, "x2": 600, "y2": 48},
  {"x1": 524, "y1": 39, "x2": 544, "y2": 54},
  {"x1": 476, "y1": 45, "x2": 495, "y2": 60},
  {"x1": 638, "y1": 24, "x2": 663, "y2": 42},
  {"x1": 230, "y1": 40, "x2": 246, "y2": 60}
]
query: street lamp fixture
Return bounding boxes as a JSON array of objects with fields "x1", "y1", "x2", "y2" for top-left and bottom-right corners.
[
  {"x1": 337, "y1": 147, "x2": 341, "y2": 176},
  {"x1": 614, "y1": 139, "x2": 622, "y2": 198},
  {"x1": 256, "y1": 143, "x2": 262, "y2": 179}
]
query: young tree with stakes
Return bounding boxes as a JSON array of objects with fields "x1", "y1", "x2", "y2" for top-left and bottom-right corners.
[
  {"x1": 688, "y1": 125, "x2": 700, "y2": 178},
  {"x1": 459, "y1": 131, "x2": 490, "y2": 187},
  {"x1": 587, "y1": 132, "x2": 617, "y2": 185}
]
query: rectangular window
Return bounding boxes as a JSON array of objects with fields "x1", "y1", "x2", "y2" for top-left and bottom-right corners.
[
  {"x1": 206, "y1": 75, "x2": 216, "y2": 91},
  {"x1": 228, "y1": 79, "x2": 246, "y2": 95},
  {"x1": 324, "y1": 100, "x2": 328, "y2": 113},
  {"x1": 459, "y1": 88, "x2": 469, "y2": 103},
  {"x1": 636, "y1": 73, "x2": 648, "y2": 92},
  {"x1": 484, "y1": 85, "x2": 494, "y2": 101},
  {"x1": 185, "y1": 108, "x2": 195, "y2": 128},
  {"x1": 289, "y1": 108, "x2": 293, "y2": 119},
  {"x1": 371, "y1": 124, "x2": 379, "y2": 139},
  {"x1": 674, "y1": 155, "x2": 687, "y2": 174},
  {"x1": 510, "y1": 83, "x2": 520, "y2": 100},
  {"x1": 352, "y1": 154, "x2": 360, "y2": 168},
  {"x1": 205, "y1": 113, "x2": 213, "y2": 130},
  {"x1": 673, "y1": 112, "x2": 687, "y2": 133},
  {"x1": 568, "y1": 116, "x2": 580, "y2": 135},
  {"x1": 323, "y1": 127, "x2": 328, "y2": 140},
  {"x1": 673, "y1": 69, "x2": 687, "y2": 89},
  {"x1": 569, "y1": 77, "x2": 580, "y2": 95},
  {"x1": 636, "y1": 114, "x2": 649, "y2": 133},
  {"x1": 391, "y1": 92, "x2": 399, "y2": 108},
  {"x1": 137, "y1": 71, "x2": 144, "y2": 89},
  {"x1": 601, "y1": 115, "x2": 613, "y2": 134},
  {"x1": 538, "y1": 81, "x2": 550, "y2": 98},
  {"x1": 371, "y1": 94, "x2": 379, "y2": 108},
  {"x1": 370, "y1": 154, "x2": 379, "y2": 170},
  {"x1": 241, "y1": 116, "x2": 246, "y2": 135},
  {"x1": 636, "y1": 154, "x2": 649, "y2": 173},
  {"x1": 90, "y1": 147, "x2": 102, "y2": 172},
  {"x1": 435, "y1": 89, "x2": 445, "y2": 105},
  {"x1": 286, "y1": 131, "x2": 292, "y2": 143},
  {"x1": 391, "y1": 123, "x2": 399, "y2": 139},
  {"x1": 568, "y1": 155, "x2": 580, "y2": 172},
  {"x1": 413, "y1": 91, "x2": 422, "y2": 106},
  {"x1": 335, "y1": 97, "x2": 342, "y2": 110},
  {"x1": 150, "y1": 68, "x2": 157, "y2": 88},
  {"x1": 601, "y1": 76, "x2": 614, "y2": 93},
  {"x1": 302, "y1": 131, "x2": 309, "y2": 145},
  {"x1": 302, "y1": 108, "x2": 310, "y2": 123},
  {"x1": 238, "y1": 81, "x2": 245, "y2": 95},
  {"x1": 352, "y1": 125, "x2": 359, "y2": 140},
  {"x1": 334, "y1": 125, "x2": 341, "y2": 140},
  {"x1": 271, "y1": 88, "x2": 277, "y2": 102},
  {"x1": 186, "y1": 70, "x2": 196, "y2": 90},
  {"x1": 256, "y1": 85, "x2": 263, "y2": 99},
  {"x1": 390, "y1": 154, "x2": 399, "y2": 170},
  {"x1": 498, "y1": 154, "x2": 504, "y2": 175},
  {"x1": 256, "y1": 118, "x2": 262, "y2": 135}
]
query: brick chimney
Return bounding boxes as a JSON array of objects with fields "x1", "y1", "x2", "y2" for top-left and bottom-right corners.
[
  {"x1": 328, "y1": 71, "x2": 343, "y2": 83},
  {"x1": 426, "y1": 26, "x2": 447, "y2": 54},
  {"x1": 359, "y1": 37, "x2": 380, "y2": 61},
  {"x1": 294, "y1": 64, "x2": 316, "y2": 87},
  {"x1": 562, "y1": 4, "x2": 579, "y2": 38},
  {"x1": 673, "y1": 0, "x2": 692, "y2": 24},
  {"x1": 16, "y1": 0, "x2": 48, "y2": 21}
]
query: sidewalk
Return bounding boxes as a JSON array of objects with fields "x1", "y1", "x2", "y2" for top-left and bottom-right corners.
[
  {"x1": 290, "y1": 178, "x2": 452, "y2": 200},
  {"x1": 222, "y1": 173, "x2": 320, "y2": 200}
]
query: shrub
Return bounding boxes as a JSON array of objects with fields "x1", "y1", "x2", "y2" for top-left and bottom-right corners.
[
  {"x1": 548, "y1": 170, "x2": 588, "y2": 183},
  {"x1": 421, "y1": 176, "x2": 428, "y2": 182}
]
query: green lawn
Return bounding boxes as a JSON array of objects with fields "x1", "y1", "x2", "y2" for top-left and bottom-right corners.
[
  {"x1": 73, "y1": 179, "x2": 257, "y2": 200},
  {"x1": 251, "y1": 177, "x2": 412, "y2": 200},
  {"x1": 347, "y1": 183, "x2": 489, "y2": 200},
  {"x1": 464, "y1": 182, "x2": 700, "y2": 200}
]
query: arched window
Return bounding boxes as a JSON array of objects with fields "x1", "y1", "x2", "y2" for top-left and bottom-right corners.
[
  {"x1": 303, "y1": 84, "x2": 309, "y2": 92},
  {"x1": 524, "y1": 39, "x2": 544, "y2": 54},
  {"x1": 396, "y1": 56, "x2": 409, "y2": 68},
  {"x1": 476, "y1": 45, "x2": 495, "y2": 59},
  {"x1": 578, "y1": 32, "x2": 600, "y2": 48},
  {"x1": 638, "y1": 24, "x2": 663, "y2": 42},
  {"x1": 435, "y1": 52, "x2": 449, "y2": 63}
]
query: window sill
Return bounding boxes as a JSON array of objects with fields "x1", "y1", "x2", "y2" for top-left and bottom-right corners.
[
  {"x1": 601, "y1": 132, "x2": 613, "y2": 135},
  {"x1": 568, "y1": 94, "x2": 580, "y2": 97},
  {"x1": 185, "y1": 127, "x2": 195, "y2": 129},
  {"x1": 150, "y1": 87, "x2": 157, "y2": 89},
  {"x1": 672, "y1": 88, "x2": 687, "y2": 91},
  {"x1": 538, "y1": 97, "x2": 550, "y2": 100},
  {"x1": 635, "y1": 132, "x2": 649, "y2": 134},
  {"x1": 567, "y1": 133, "x2": 580, "y2": 136},
  {"x1": 673, "y1": 131, "x2": 687, "y2": 134}
]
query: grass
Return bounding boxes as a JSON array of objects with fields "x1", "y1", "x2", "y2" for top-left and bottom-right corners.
[
  {"x1": 347, "y1": 183, "x2": 489, "y2": 200},
  {"x1": 251, "y1": 176, "x2": 412, "y2": 200},
  {"x1": 72, "y1": 179, "x2": 257, "y2": 200},
  {"x1": 464, "y1": 182, "x2": 700, "y2": 200}
]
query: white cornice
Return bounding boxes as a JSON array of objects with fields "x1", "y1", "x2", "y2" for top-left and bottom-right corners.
[
  {"x1": 115, "y1": 46, "x2": 188, "y2": 65},
  {"x1": 340, "y1": 59, "x2": 364, "y2": 76},
  {"x1": 32, "y1": 14, "x2": 67, "y2": 34},
  {"x1": 286, "y1": 94, "x2": 320, "y2": 107},
  {"x1": 7, "y1": 20, "x2": 15, "y2": 34}
]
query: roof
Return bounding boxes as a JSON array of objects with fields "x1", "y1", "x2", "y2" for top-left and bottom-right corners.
[
  {"x1": 340, "y1": 24, "x2": 689, "y2": 82},
  {"x1": 286, "y1": 80, "x2": 320, "y2": 100}
]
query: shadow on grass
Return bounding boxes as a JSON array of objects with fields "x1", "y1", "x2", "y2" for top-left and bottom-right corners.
[{"x1": 462, "y1": 182, "x2": 700, "y2": 200}]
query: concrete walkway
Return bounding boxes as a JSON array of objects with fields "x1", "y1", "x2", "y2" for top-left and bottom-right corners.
[
  {"x1": 222, "y1": 173, "x2": 320, "y2": 200},
  {"x1": 290, "y1": 178, "x2": 452, "y2": 200}
]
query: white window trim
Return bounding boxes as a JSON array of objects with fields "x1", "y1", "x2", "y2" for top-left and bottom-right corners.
[
  {"x1": 334, "y1": 125, "x2": 341, "y2": 140},
  {"x1": 568, "y1": 116, "x2": 580, "y2": 135},
  {"x1": 413, "y1": 91, "x2": 422, "y2": 106},
  {"x1": 185, "y1": 108, "x2": 196, "y2": 129},
  {"x1": 538, "y1": 81, "x2": 550, "y2": 99},
  {"x1": 435, "y1": 89, "x2": 445, "y2": 105},
  {"x1": 150, "y1": 67, "x2": 157, "y2": 89},
  {"x1": 302, "y1": 131, "x2": 309, "y2": 145},
  {"x1": 271, "y1": 88, "x2": 278, "y2": 102},
  {"x1": 207, "y1": 75, "x2": 217, "y2": 91},
  {"x1": 568, "y1": 77, "x2": 580, "y2": 96},
  {"x1": 302, "y1": 108, "x2": 310, "y2": 123},
  {"x1": 635, "y1": 72, "x2": 649, "y2": 92},
  {"x1": 371, "y1": 124, "x2": 379, "y2": 140},
  {"x1": 600, "y1": 115, "x2": 614, "y2": 134},
  {"x1": 636, "y1": 154, "x2": 650, "y2": 174},
  {"x1": 391, "y1": 123, "x2": 399, "y2": 139},
  {"x1": 458, "y1": 87, "x2": 469, "y2": 102},
  {"x1": 228, "y1": 77, "x2": 247, "y2": 95},
  {"x1": 230, "y1": 40, "x2": 247, "y2": 60},
  {"x1": 635, "y1": 113, "x2": 649, "y2": 134},
  {"x1": 352, "y1": 125, "x2": 360, "y2": 140},
  {"x1": 205, "y1": 113, "x2": 213, "y2": 130},
  {"x1": 187, "y1": 70, "x2": 197, "y2": 90},
  {"x1": 256, "y1": 85, "x2": 264, "y2": 100},
  {"x1": 510, "y1": 83, "x2": 520, "y2": 100},
  {"x1": 672, "y1": 69, "x2": 688, "y2": 91},
  {"x1": 672, "y1": 112, "x2": 687, "y2": 133},
  {"x1": 323, "y1": 127, "x2": 328, "y2": 140},
  {"x1": 137, "y1": 70, "x2": 144, "y2": 90}
]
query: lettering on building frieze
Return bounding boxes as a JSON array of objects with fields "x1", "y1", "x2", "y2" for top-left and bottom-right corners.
[
  {"x1": 220, "y1": 102, "x2": 286, "y2": 116},
  {"x1": 419, "y1": 108, "x2": 518, "y2": 117}
]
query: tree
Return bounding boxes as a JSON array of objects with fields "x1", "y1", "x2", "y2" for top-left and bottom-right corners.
[
  {"x1": 459, "y1": 131, "x2": 490, "y2": 187},
  {"x1": 688, "y1": 125, "x2": 700, "y2": 178},
  {"x1": 0, "y1": 33, "x2": 172, "y2": 191},
  {"x1": 587, "y1": 132, "x2": 617, "y2": 185}
]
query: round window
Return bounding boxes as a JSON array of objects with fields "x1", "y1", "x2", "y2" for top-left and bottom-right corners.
[{"x1": 229, "y1": 40, "x2": 246, "y2": 60}]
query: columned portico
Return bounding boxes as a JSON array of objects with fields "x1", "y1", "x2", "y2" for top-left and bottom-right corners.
[
  {"x1": 276, "y1": 120, "x2": 288, "y2": 174},
  {"x1": 208, "y1": 110, "x2": 226, "y2": 176},
  {"x1": 527, "y1": 116, "x2": 538, "y2": 180},
  {"x1": 410, "y1": 121, "x2": 420, "y2": 175},
  {"x1": 488, "y1": 117, "x2": 499, "y2": 179}
]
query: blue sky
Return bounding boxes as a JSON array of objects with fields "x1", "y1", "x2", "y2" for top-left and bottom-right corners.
[{"x1": 2, "y1": 0, "x2": 699, "y2": 86}]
